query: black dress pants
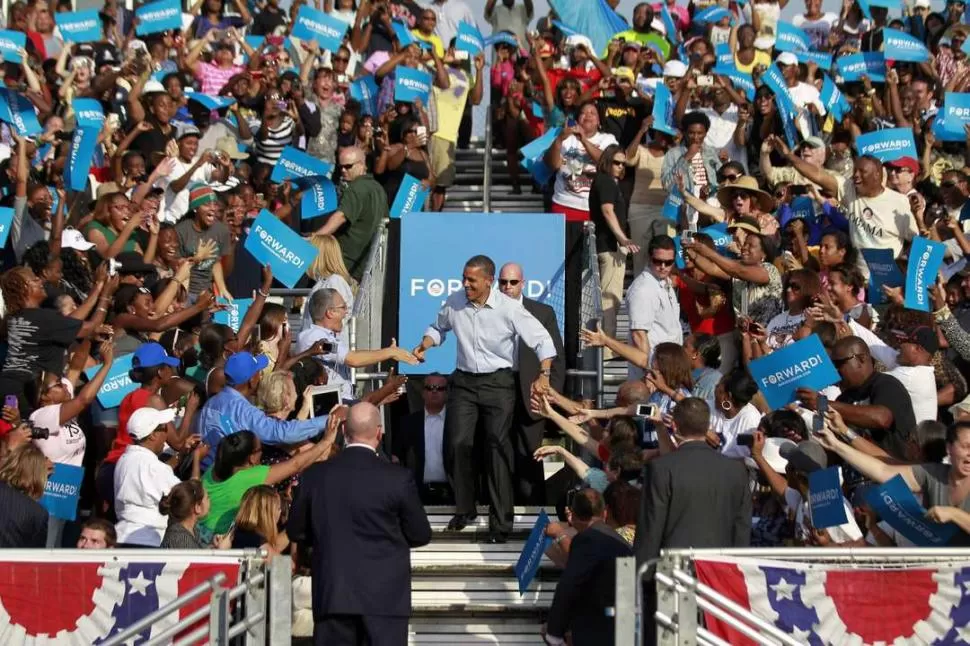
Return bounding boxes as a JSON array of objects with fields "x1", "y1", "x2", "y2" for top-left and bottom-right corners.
[
  {"x1": 511, "y1": 378, "x2": 547, "y2": 505},
  {"x1": 444, "y1": 368, "x2": 515, "y2": 533},
  {"x1": 314, "y1": 615, "x2": 407, "y2": 646}
]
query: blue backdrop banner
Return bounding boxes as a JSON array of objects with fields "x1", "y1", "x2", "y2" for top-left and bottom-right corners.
[{"x1": 399, "y1": 213, "x2": 565, "y2": 375}]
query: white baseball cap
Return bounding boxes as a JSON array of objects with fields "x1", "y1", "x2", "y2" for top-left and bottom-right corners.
[
  {"x1": 915, "y1": 0, "x2": 931, "y2": 8},
  {"x1": 777, "y1": 52, "x2": 799, "y2": 67},
  {"x1": 128, "y1": 407, "x2": 176, "y2": 441},
  {"x1": 744, "y1": 437, "x2": 797, "y2": 473},
  {"x1": 61, "y1": 227, "x2": 95, "y2": 252},
  {"x1": 663, "y1": 60, "x2": 688, "y2": 78}
]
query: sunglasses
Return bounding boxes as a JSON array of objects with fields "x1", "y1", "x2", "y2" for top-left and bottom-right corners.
[
  {"x1": 720, "y1": 173, "x2": 740, "y2": 182},
  {"x1": 942, "y1": 181, "x2": 959, "y2": 188},
  {"x1": 339, "y1": 162, "x2": 358, "y2": 170},
  {"x1": 652, "y1": 257, "x2": 675, "y2": 267},
  {"x1": 611, "y1": 160, "x2": 625, "y2": 167},
  {"x1": 832, "y1": 353, "x2": 862, "y2": 368},
  {"x1": 499, "y1": 279, "x2": 521, "y2": 286},
  {"x1": 888, "y1": 166, "x2": 912, "y2": 174},
  {"x1": 424, "y1": 385, "x2": 447, "y2": 392},
  {"x1": 333, "y1": 56, "x2": 350, "y2": 63}
]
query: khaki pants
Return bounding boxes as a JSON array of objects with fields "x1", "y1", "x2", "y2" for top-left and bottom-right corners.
[
  {"x1": 628, "y1": 204, "x2": 675, "y2": 276},
  {"x1": 597, "y1": 250, "x2": 627, "y2": 342}
]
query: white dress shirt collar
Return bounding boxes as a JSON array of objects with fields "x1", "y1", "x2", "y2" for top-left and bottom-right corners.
[{"x1": 345, "y1": 443, "x2": 377, "y2": 453}]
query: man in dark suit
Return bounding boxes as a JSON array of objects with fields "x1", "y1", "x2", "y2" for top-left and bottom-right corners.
[
  {"x1": 392, "y1": 373, "x2": 453, "y2": 505},
  {"x1": 635, "y1": 396, "x2": 752, "y2": 563},
  {"x1": 288, "y1": 402, "x2": 432, "y2": 646},
  {"x1": 544, "y1": 488, "x2": 633, "y2": 646},
  {"x1": 498, "y1": 262, "x2": 566, "y2": 504}
]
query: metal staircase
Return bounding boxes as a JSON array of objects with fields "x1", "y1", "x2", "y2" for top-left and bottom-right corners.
[{"x1": 443, "y1": 141, "x2": 546, "y2": 214}]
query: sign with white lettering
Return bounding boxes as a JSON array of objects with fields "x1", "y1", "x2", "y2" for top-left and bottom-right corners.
[
  {"x1": 135, "y1": 0, "x2": 182, "y2": 36},
  {"x1": 867, "y1": 475, "x2": 957, "y2": 546},
  {"x1": 40, "y1": 464, "x2": 84, "y2": 521},
  {"x1": 390, "y1": 174, "x2": 430, "y2": 219},
  {"x1": 84, "y1": 354, "x2": 136, "y2": 409},
  {"x1": 291, "y1": 4, "x2": 348, "y2": 53},
  {"x1": 808, "y1": 466, "x2": 848, "y2": 529},
  {"x1": 747, "y1": 334, "x2": 840, "y2": 410},
  {"x1": 244, "y1": 210, "x2": 318, "y2": 288},
  {"x1": 855, "y1": 128, "x2": 918, "y2": 162},
  {"x1": 905, "y1": 236, "x2": 946, "y2": 312}
]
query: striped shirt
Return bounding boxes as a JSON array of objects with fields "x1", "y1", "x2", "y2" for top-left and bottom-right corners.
[
  {"x1": 195, "y1": 62, "x2": 245, "y2": 96},
  {"x1": 255, "y1": 117, "x2": 295, "y2": 165}
]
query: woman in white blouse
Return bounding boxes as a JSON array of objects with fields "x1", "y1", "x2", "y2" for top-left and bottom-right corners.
[{"x1": 302, "y1": 234, "x2": 356, "y2": 336}]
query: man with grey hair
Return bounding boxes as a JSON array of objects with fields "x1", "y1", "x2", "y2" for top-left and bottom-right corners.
[
  {"x1": 296, "y1": 287, "x2": 417, "y2": 400},
  {"x1": 288, "y1": 401, "x2": 431, "y2": 645}
]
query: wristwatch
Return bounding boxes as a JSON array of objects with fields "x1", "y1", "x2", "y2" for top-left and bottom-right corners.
[{"x1": 842, "y1": 428, "x2": 859, "y2": 442}]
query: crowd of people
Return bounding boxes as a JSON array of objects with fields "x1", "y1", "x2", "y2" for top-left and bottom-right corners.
[{"x1": 2, "y1": 0, "x2": 970, "y2": 642}]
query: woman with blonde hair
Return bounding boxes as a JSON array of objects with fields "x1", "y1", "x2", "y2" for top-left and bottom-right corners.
[
  {"x1": 257, "y1": 371, "x2": 312, "y2": 421},
  {"x1": 0, "y1": 443, "x2": 51, "y2": 547},
  {"x1": 231, "y1": 485, "x2": 288, "y2": 553},
  {"x1": 302, "y1": 234, "x2": 356, "y2": 333}
]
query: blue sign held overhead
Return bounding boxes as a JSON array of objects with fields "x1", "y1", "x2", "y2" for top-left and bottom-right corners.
[
  {"x1": 184, "y1": 91, "x2": 235, "y2": 112},
  {"x1": 837, "y1": 52, "x2": 886, "y2": 82},
  {"x1": 747, "y1": 334, "x2": 840, "y2": 410},
  {"x1": 455, "y1": 21, "x2": 484, "y2": 54},
  {"x1": 775, "y1": 21, "x2": 810, "y2": 52},
  {"x1": 55, "y1": 9, "x2": 103, "y2": 43},
  {"x1": 867, "y1": 475, "x2": 957, "y2": 547},
  {"x1": 350, "y1": 76, "x2": 379, "y2": 116},
  {"x1": 662, "y1": 190, "x2": 683, "y2": 222},
  {"x1": 519, "y1": 127, "x2": 561, "y2": 163},
  {"x1": 64, "y1": 98, "x2": 104, "y2": 192},
  {"x1": 484, "y1": 32, "x2": 518, "y2": 49},
  {"x1": 399, "y1": 212, "x2": 565, "y2": 375},
  {"x1": 855, "y1": 127, "x2": 918, "y2": 162},
  {"x1": 514, "y1": 509, "x2": 552, "y2": 594},
  {"x1": 820, "y1": 74, "x2": 850, "y2": 122},
  {"x1": 651, "y1": 84, "x2": 677, "y2": 136},
  {"x1": 0, "y1": 207, "x2": 14, "y2": 249},
  {"x1": 905, "y1": 236, "x2": 946, "y2": 312},
  {"x1": 713, "y1": 65, "x2": 755, "y2": 101},
  {"x1": 391, "y1": 18, "x2": 416, "y2": 47},
  {"x1": 794, "y1": 50, "x2": 833, "y2": 70},
  {"x1": 694, "y1": 5, "x2": 731, "y2": 23},
  {"x1": 660, "y1": 3, "x2": 679, "y2": 44},
  {"x1": 861, "y1": 248, "x2": 904, "y2": 304},
  {"x1": 699, "y1": 222, "x2": 732, "y2": 254},
  {"x1": 301, "y1": 178, "x2": 338, "y2": 219},
  {"x1": 883, "y1": 27, "x2": 931, "y2": 62},
  {"x1": 395, "y1": 66, "x2": 433, "y2": 105},
  {"x1": 390, "y1": 174, "x2": 430, "y2": 219},
  {"x1": 213, "y1": 297, "x2": 254, "y2": 332},
  {"x1": 0, "y1": 89, "x2": 42, "y2": 137},
  {"x1": 808, "y1": 466, "x2": 849, "y2": 529},
  {"x1": 244, "y1": 210, "x2": 318, "y2": 288},
  {"x1": 0, "y1": 30, "x2": 26, "y2": 63},
  {"x1": 135, "y1": 0, "x2": 182, "y2": 36},
  {"x1": 84, "y1": 354, "x2": 137, "y2": 409},
  {"x1": 761, "y1": 63, "x2": 796, "y2": 112},
  {"x1": 291, "y1": 4, "x2": 348, "y2": 53},
  {"x1": 270, "y1": 145, "x2": 334, "y2": 184},
  {"x1": 40, "y1": 464, "x2": 84, "y2": 521},
  {"x1": 943, "y1": 93, "x2": 970, "y2": 135},
  {"x1": 714, "y1": 43, "x2": 733, "y2": 68}
]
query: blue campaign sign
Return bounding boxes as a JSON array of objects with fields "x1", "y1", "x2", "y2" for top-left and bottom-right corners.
[
  {"x1": 64, "y1": 98, "x2": 104, "y2": 192},
  {"x1": 761, "y1": 64, "x2": 796, "y2": 113},
  {"x1": 519, "y1": 127, "x2": 561, "y2": 163},
  {"x1": 455, "y1": 21, "x2": 484, "y2": 54},
  {"x1": 135, "y1": 0, "x2": 182, "y2": 35},
  {"x1": 660, "y1": 4, "x2": 678, "y2": 44},
  {"x1": 40, "y1": 464, "x2": 84, "y2": 521},
  {"x1": 837, "y1": 52, "x2": 886, "y2": 82},
  {"x1": 74, "y1": 97, "x2": 105, "y2": 130},
  {"x1": 391, "y1": 19, "x2": 415, "y2": 47},
  {"x1": 672, "y1": 235, "x2": 686, "y2": 269},
  {"x1": 694, "y1": 6, "x2": 731, "y2": 23},
  {"x1": 713, "y1": 65, "x2": 755, "y2": 101},
  {"x1": 651, "y1": 84, "x2": 677, "y2": 135},
  {"x1": 0, "y1": 89, "x2": 42, "y2": 137},
  {"x1": 301, "y1": 178, "x2": 338, "y2": 219},
  {"x1": 84, "y1": 354, "x2": 136, "y2": 409},
  {"x1": 551, "y1": 19, "x2": 578, "y2": 36},
  {"x1": 699, "y1": 222, "x2": 731, "y2": 254},
  {"x1": 350, "y1": 76, "x2": 379, "y2": 116},
  {"x1": 943, "y1": 93, "x2": 970, "y2": 134},
  {"x1": 399, "y1": 213, "x2": 565, "y2": 375},
  {"x1": 883, "y1": 27, "x2": 931, "y2": 62},
  {"x1": 485, "y1": 32, "x2": 518, "y2": 48},
  {"x1": 395, "y1": 66, "x2": 433, "y2": 105},
  {"x1": 794, "y1": 50, "x2": 833, "y2": 70},
  {"x1": 861, "y1": 247, "x2": 904, "y2": 304},
  {"x1": 905, "y1": 236, "x2": 946, "y2": 312},
  {"x1": 775, "y1": 21, "x2": 810, "y2": 52},
  {"x1": 514, "y1": 509, "x2": 552, "y2": 594},
  {"x1": 56, "y1": 9, "x2": 102, "y2": 43},
  {"x1": 747, "y1": 334, "x2": 840, "y2": 410},
  {"x1": 291, "y1": 4, "x2": 348, "y2": 53},
  {"x1": 0, "y1": 207, "x2": 14, "y2": 249},
  {"x1": 855, "y1": 127, "x2": 918, "y2": 162},
  {"x1": 184, "y1": 91, "x2": 235, "y2": 111},
  {"x1": 661, "y1": 190, "x2": 682, "y2": 222},
  {"x1": 244, "y1": 210, "x2": 317, "y2": 288},
  {"x1": 867, "y1": 475, "x2": 957, "y2": 547},
  {"x1": 714, "y1": 43, "x2": 733, "y2": 67},
  {"x1": 808, "y1": 466, "x2": 848, "y2": 529},
  {"x1": 523, "y1": 158, "x2": 554, "y2": 185},
  {"x1": 213, "y1": 297, "x2": 253, "y2": 331},
  {"x1": 271, "y1": 145, "x2": 334, "y2": 184},
  {"x1": 789, "y1": 196, "x2": 815, "y2": 223},
  {"x1": 0, "y1": 30, "x2": 26, "y2": 63},
  {"x1": 821, "y1": 74, "x2": 850, "y2": 122},
  {"x1": 390, "y1": 174, "x2": 430, "y2": 219}
]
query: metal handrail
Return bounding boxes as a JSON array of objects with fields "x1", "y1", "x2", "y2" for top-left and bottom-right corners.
[{"x1": 483, "y1": 105, "x2": 493, "y2": 211}]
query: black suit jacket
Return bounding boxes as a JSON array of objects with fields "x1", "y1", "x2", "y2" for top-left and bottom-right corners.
[
  {"x1": 518, "y1": 298, "x2": 566, "y2": 420},
  {"x1": 547, "y1": 523, "x2": 634, "y2": 646},
  {"x1": 635, "y1": 442, "x2": 751, "y2": 564},
  {"x1": 287, "y1": 446, "x2": 433, "y2": 618},
  {"x1": 393, "y1": 410, "x2": 444, "y2": 489}
]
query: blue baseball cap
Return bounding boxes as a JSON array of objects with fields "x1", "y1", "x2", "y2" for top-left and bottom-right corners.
[
  {"x1": 224, "y1": 352, "x2": 269, "y2": 386},
  {"x1": 132, "y1": 342, "x2": 180, "y2": 369}
]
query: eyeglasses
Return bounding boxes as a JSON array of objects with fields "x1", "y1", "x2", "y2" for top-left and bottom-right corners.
[
  {"x1": 333, "y1": 56, "x2": 350, "y2": 63},
  {"x1": 651, "y1": 257, "x2": 675, "y2": 267},
  {"x1": 499, "y1": 279, "x2": 521, "y2": 286},
  {"x1": 832, "y1": 353, "x2": 862, "y2": 368},
  {"x1": 424, "y1": 385, "x2": 447, "y2": 392},
  {"x1": 611, "y1": 160, "x2": 625, "y2": 167},
  {"x1": 888, "y1": 166, "x2": 912, "y2": 174}
]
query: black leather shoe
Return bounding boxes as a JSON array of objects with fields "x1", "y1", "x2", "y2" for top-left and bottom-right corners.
[
  {"x1": 447, "y1": 513, "x2": 477, "y2": 531},
  {"x1": 486, "y1": 531, "x2": 509, "y2": 544}
]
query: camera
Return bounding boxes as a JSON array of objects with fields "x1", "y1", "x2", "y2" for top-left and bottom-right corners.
[
  {"x1": 737, "y1": 434, "x2": 754, "y2": 448},
  {"x1": 24, "y1": 420, "x2": 49, "y2": 440}
]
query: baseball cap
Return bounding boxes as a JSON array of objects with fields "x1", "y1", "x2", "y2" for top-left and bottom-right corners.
[
  {"x1": 61, "y1": 227, "x2": 95, "y2": 251},
  {"x1": 886, "y1": 156, "x2": 920, "y2": 174},
  {"x1": 224, "y1": 352, "x2": 270, "y2": 386},
  {"x1": 132, "y1": 342, "x2": 180, "y2": 369},
  {"x1": 175, "y1": 123, "x2": 201, "y2": 141},
  {"x1": 744, "y1": 437, "x2": 797, "y2": 473},
  {"x1": 143, "y1": 79, "x2": 166, "y2": 95},
  {"x1": 565, "y1": 34, "x2": 595, "y2": 53},
  {"x1": 116, "y1": 251, "x2": 156, "y2": 275},
  {"x1": 798, "y1": 136, "x2": 826, "y2": 149},
  {"x1": 777, "y1": 52, "x2": 799, "y2": 67},
  {"x1": 613, "y1": 67, "x2": 636, "y2": 84},
  {"x1": 780, "y1": 440, "x2": 828, "y2": 473},
  {"x1": 128, "y1": 407, "x2": 176, "y2": 440},
  {"x1": 663, "y1": 60, "x2": 688, "y2": 78},
  {"x1": 915, "y1": 0, "x2": 931, "y2": 7},
  {"x1": 901, "y1": 326, "x2": 940, "y2": 355}
]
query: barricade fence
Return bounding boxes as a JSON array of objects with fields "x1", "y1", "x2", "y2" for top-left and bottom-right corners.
[
  {"x1": 0, "y1": 549, "x2": 290, "y2": 646},
  {"x1": 613, "y1": 548, "x2": 970, "y2": 646}
]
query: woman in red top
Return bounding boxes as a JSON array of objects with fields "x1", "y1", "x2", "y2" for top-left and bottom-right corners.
[{"x1": 675, "y1": 231, "x2": 738, "y2": 373}]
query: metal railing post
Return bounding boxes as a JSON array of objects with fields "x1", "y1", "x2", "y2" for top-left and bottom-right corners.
[
  {"x1": 244, "y1": 557, "x2": 267, "y2": 646},
  {"x1": 209, "y1": 584, "x2": 230, "y2": 645},
  {"x1": 348, "y1": 315, "x2": 358, "y2": 394},
  {"x1": 656, "y1": 556, "x2": 679, "y2": 646},
  {"x1": 614, "y1": 557, "x2": 637, "y2": 646},
  {"x1": 268, "y1": 555, "x2": 294, "y2": 645},
  {"x1": 484, "y1": 105, "x2": 492, "y2": 212}
]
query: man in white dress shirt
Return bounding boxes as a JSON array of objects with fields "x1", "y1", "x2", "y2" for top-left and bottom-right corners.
[
  {"x1": 624, "y1": 235, "x2": 683, "y2": 379},
  {"x1": 413, "y1": 255, "x2": 558, "y2": 542},
  {"x1": 392, "y1": 373, "x2": 452, "y2": 504}
]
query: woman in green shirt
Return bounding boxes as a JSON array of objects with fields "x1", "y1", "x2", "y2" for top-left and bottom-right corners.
[
  {"x1": 200, "y1": 428, "x2": 336, "y2": 538},
  {"x1": 83, "y1": 191, "x2": 152, "y2": 260}
]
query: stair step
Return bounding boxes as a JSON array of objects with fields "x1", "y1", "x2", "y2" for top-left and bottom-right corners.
[{"x1": 408, "y1": 620, "x2": 545, "y2": 645}]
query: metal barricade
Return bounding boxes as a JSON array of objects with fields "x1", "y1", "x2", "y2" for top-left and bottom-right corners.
[
  {"x1": 613, "y1": 547, "x2": 970, "y2": 646},
  {"x1": 565, "y1": 221, "x2": 606, "y2": 407},
  {"x1": 347, "y1": 220, "x2": 389, "y2": 396},
  {"x1": 484, "y1": 106, "x2": 493, "y2": 212}
]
